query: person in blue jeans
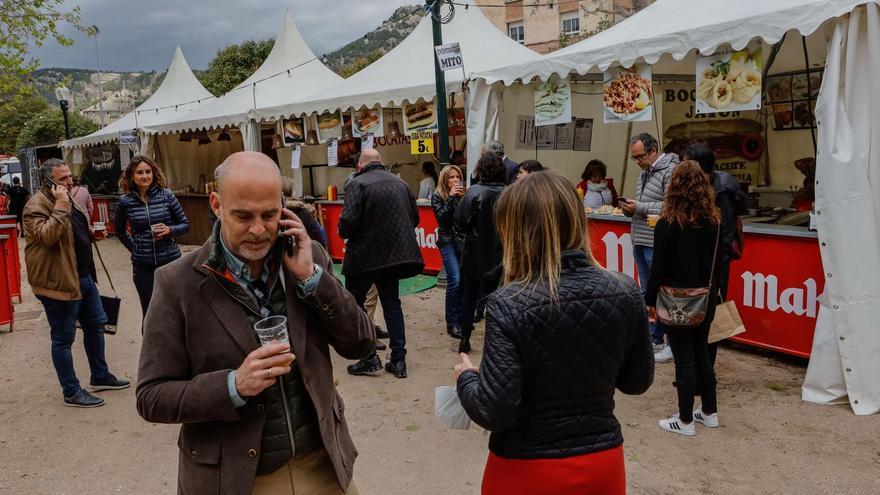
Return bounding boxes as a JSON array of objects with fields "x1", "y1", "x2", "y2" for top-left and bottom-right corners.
[
  {"x1": 431, "y1": 164, "x2": 466, "y2": 338},
  {"x1": 620, "y1": 133, "x2": 679, "y2": 363},
  {"x1": 23, "y1": 159, "x2": 129, "y2": 408}
]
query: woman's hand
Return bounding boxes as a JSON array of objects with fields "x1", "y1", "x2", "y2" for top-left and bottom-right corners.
[
  {"x1": 450, "y1": 184, "x2": 464, "y2": 197},
  {"x1": 453, "y1": 353, "x2": 478, "y2": 380},
  {"x1": 647, "y1": 306, "x2": 657, "y2": 324},
  {"x1": 152, "y1": 223, "x2": 172, "y2": 239}
]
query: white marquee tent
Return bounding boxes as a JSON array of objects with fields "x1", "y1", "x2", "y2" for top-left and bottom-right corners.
[
  {"x1": 251, "y1": 3, "x2": 542, "y2": 123},
  {"x1": 59, "y1": 47, "x2": 213, "y2": 149},
  {"x1": 144, "y1": 12, "x2": 342, "y2": 150},
  {"x1": 466, "y1": 0, "x2": 880, "y2": 415}
]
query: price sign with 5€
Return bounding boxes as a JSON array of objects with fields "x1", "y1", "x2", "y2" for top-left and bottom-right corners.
[{"x1": 410, "y1": 131, "x2": 434, "y2": 155}]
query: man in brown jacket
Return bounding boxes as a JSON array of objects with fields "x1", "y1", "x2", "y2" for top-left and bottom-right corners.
[
  {"x1": 24, "y1": 158, "x2": 129, "y2": 408},
  {"x1": 136, "y1": 152, "x2": 374, "y2": 494}
]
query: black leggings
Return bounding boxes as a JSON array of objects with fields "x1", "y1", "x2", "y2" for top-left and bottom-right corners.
[{"x1": 667, "y1": 323, "x2": 717, "y2": 423}]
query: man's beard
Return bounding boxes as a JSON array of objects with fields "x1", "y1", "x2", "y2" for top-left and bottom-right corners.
[{"x1": 235, "y1": 235, "x2": 273, "y2": 261}]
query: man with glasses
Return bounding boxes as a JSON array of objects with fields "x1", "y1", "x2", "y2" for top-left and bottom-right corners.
[{"x1": 620, "y1": 133, "x2": 679, "y2": 363}]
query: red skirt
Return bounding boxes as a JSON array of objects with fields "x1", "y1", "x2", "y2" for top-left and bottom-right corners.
[{"x1": 482, "y1": 445, "x2": 626, "y2": 495}]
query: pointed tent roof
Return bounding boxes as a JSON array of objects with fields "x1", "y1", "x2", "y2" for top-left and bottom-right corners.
[
  {"x1": 61, "y1": 47, "x2": 213, "y2": 148},
  {"x1": 251, "y1": 3, "x2": 542, "y2": 121},
  {"x1": 145, "y1": 12, "x2": 343, "y2": 135},
  {"x1": 472, "y1": 0, "x2": 876, "y2": 85}
]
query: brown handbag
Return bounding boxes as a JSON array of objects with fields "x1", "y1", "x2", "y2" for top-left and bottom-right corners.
[{"x1": 656, "y1": 226, "x2": 720, "y2": 328}]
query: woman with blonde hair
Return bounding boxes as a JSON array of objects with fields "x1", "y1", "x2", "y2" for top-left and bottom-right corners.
[
  {"x1": 431, "y1": 164, "x2": 466, "y2": 338},
  {"x1": 115, "y1": 156, "x2": 189, "y2": 316},
  {"x1": 455, "y1": 171, "x2": 654, "y2": 495},
  {"x1": 646, "y1": 160, "x2": 722, "y2": 437}
]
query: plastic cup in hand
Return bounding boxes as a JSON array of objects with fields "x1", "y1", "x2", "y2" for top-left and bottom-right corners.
[
  {"x1": 150, "y1": 224, "x2": 161, "y2": 239},
  {"x1": 253, "y1": 315, "x2": 289, "y2": 346}
]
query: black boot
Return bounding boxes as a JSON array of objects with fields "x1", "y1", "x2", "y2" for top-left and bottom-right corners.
[
  {"x1": 447, "y1": 325, "x2": 462, "y2": 339},
  {"x1": 384, "y1": 360, "x2": 407, "y2": 379},
  {"x1": 458, "y1": 338, "x2": 471, "y2": 354},
  {"x1": 347, "y1": 353, "x2": 383, "y2": 376}
]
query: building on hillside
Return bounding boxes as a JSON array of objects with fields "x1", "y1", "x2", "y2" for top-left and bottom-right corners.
[
  {"x1": 80, "y1": 87, "x2": 139, "y2": 126},
  {"x1": 476, "y1": 0, "x2": 654, "y2": 54}
]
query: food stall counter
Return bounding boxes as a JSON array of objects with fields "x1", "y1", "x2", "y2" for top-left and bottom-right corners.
[
  {"x1": 317, "y1": 200, "x2": 441, "y2": 274},
  {"x1": 174, "y1": 194, "x2": 213, "y2": 246},
  {"x1": 586, "y1": 213, "x2": 822, "y2": 358}
]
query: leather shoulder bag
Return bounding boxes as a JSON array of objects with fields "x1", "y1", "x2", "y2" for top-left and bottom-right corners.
[{"x1": 656, "y1": 226, "x2": 720, "y2": 328}]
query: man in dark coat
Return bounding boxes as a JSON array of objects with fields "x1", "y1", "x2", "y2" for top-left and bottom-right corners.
[
  {"x1": 483, "y1": 139, "x2": 518, "y2": 185},
  {"x1": 137, "y1": 152, "x2": 374, "y2": 494},
  {"x1": 8, "y1": 176, "x2": 30, "y2": 236},
  {"x1": 339, "y1": 149, "x2": 424, "y2": 379}
]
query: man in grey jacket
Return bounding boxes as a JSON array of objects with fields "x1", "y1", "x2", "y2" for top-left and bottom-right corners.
[{"x1": 620, "y1": 133, "x2": 679, "y2": 363}]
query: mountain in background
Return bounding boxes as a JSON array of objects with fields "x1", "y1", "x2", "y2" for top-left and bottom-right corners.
[{"x1": 30, "y1": 4, "x2": 422, "y2": 124}]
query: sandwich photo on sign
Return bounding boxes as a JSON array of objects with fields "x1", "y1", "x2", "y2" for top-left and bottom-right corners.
[
  {"x1": 316, "y1": 111, "x2": 342, "y2": 143},
  {"x1": 534, "y1": 78, "x2": 572, "y2": 127},
  {"x1": 403, "y1": 101, "x2": 438, "y2": 134},
  {"x1": 352, "y1": 107, "x2": 384, "y2": 138},
  {"x1": 282, "y1": 117, "x2": 305, "y2": 145}
]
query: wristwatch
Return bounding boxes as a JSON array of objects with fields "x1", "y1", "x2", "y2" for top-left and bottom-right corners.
[{"x1": 296, "y1": 263, "x2": 322, "y2": 290}]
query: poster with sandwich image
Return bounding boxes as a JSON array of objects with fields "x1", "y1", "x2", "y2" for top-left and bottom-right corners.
[
  {"x1": 403, "y1": 100, "x2": 438, "y2": 134},
  {"x1": 316, "y1": 110, "x2": 342, "y2": 143},
  {"x1": 351, "y1": 106, "x2": 384, "y2": 138},
  {"x1": 695, "y1": 44, "x2": 763, "y2": 115},
  {"x1": 603, "y1": 64, "x2": 653, "y2": 123},
  {"x1": 282, "y1": 117, "x2": 305, "y2": 145},
  {"x1": 534, "y1": 78, "x2": 571, "y2": 127}
]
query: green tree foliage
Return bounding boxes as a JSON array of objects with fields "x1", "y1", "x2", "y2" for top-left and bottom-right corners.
[
  {"x1": 338, "y1": 50, "x2": 383, "y2": 79},
  {"x1": 1, "y1": 0, "x2": 82, "y2": 103},
  {"x1": 197, "y1": 39, "x2": 274, "y2": 96},
  {"x1": 16, "y1": 107, "x2": 98, "y2": 149},
  {"x1": 0, "y1": 89, "x2": 48, "y2": 154}
]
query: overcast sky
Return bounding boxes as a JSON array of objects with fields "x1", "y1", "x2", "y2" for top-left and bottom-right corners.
[{"x1": 30, "y1": 0, "x2": 417, "y2": 72}]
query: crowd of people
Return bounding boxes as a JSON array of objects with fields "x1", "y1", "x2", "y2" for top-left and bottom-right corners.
[{"x1": 14, "y1": 132, "x2": 746, "y2": 492}]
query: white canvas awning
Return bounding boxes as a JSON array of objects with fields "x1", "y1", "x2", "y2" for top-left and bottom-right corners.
[
  {"x1": 251, "y1": 2, "x2": 542, "y2": 121},
  {"x1": 145, "y1": 12, "x2": 342, "y2": 135},
  {"x1": 472, "y1": 0, "x2": 877, "y2": 85},
  {"x1": 60, "y1": 47, "x2": 213, "y2": 148}
]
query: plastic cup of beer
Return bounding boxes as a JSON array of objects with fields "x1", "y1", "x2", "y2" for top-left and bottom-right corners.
[
  {"x1": 647, "y1": 214, "x2": 660, "y2": 228},
  {"x1": 253, "y1": 315, "x2": 289, "y2": 346}
]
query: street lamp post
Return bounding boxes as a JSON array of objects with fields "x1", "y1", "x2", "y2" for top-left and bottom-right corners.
[
  {"x1": 89, "y1": 25, "x2": 106, "y2": 126},
  {"x1": 55, "y1": 86, "x2": 72, "y2": 140}
]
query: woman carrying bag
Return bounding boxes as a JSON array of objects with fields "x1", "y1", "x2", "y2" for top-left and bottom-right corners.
[
  {"x1": 455, "y1": 172, "x2": 654, "y2": 495},
  {"x1": 646, "y1": 160, "x2": 721, "y2": 437},
  {"x1": 115, "y1": 156, "x2": 190, "y2": 316}
]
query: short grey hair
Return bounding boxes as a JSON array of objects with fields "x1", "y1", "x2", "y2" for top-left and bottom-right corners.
[
  {"x1": 485, "y1": 140, "x2": 505, "y2": 158},
  {"x1": 629, "y1": 133, "x2": 659, "y2": 153},
  {"x1": 40, "y1": 158, "x2": 68, "y2": 182}
]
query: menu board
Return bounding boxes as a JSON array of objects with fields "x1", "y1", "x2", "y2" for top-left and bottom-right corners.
[
  {"x1": 573, "y1": 118, "x2": 593, "y2": 151},
  {"x1": 554, "y1": 121, "x2": 575, "y2": 150},
  {"x1": 515, "y1": 115, "x2": 536, "y2": 149}
]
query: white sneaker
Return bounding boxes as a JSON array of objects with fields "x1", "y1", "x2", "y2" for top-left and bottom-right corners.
[
  {"x1": 654, "y1": 344, "x2": 674, "y2": 363},
  {"x1": 658, "y1": 415, "x2": 695, "y2": 436},
  {"x1": 693, "y1": 407, "x2": 719, "y2": 428}
]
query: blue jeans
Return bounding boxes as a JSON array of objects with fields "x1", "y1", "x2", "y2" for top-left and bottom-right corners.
[
  {"x1": 438, "y1": 241, "x2": 462, "y2": 329},
  {"x1": 633, "y1": 245, "x2": 664, "y2": 345},
  {"x1": 38, "y1": 276, "x2": 111, "y2": 398},
  {"x1": 346, "y1": 273, "x2": 407, "y2": 363}
]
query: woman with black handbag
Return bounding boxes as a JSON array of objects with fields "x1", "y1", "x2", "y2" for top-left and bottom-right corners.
[
  {"x1": 646, "y1": 160, "x2": 721, "y2": 437},
  {"x1": 115, "y1": 156, "x2": 190, "y2": 316}
]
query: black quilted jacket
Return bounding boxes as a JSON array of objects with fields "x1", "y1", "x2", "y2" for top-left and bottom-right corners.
[
  {"x1": 115, "y1": 187, "x2": 190, "y2": 266},
  {"x1": 338, "y1": 162, "x2": 424, "y2": 278},
  {"x1": 454, "y1": 181, "x2": 504, "y2": 280},
  {"x1": 457, "y1": 251, "x2": 654, "y2": 459}
]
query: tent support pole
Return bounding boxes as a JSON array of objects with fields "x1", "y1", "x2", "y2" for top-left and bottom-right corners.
[
  {"x1": 802, "y1": 35, "x2": 818, "y2": 158},
  {"x1": 620, "y1": 121, "x2": 633, "y2": 196},
  {"x1": 428, "y1": 0, "x2": 451, "y2": 164}
]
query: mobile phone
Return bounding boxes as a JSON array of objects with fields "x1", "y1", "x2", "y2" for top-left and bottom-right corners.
[
  {"x1": 617, "y1": 197, "x2": 629, "y2": 204},
  {"x1": 44, "y1": 177, "x2": 58, "y2": 189},
  {"x1": 279, "y1": 196, "x2": 295, "y2": 257}
]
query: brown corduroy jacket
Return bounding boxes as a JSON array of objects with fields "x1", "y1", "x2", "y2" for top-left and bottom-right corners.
[{"x1": 136, "y1": 239, "x2": 374, "y2": 495}]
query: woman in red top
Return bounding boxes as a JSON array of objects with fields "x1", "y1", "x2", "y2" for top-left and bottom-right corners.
[
  {"x1": 0, "y1": 184, "x2": 9, "y2": 215},
  {"x1": 455, "y1": 172, "x2": 654, "y2": 495}
]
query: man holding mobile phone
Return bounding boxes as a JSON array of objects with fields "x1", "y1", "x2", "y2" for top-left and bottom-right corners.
[{"x1": 23, "y1": 159, "x2": 129, "y2": 408}]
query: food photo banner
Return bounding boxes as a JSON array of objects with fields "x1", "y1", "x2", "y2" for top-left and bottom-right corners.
[
  {"x1": 603, "y1": 65, "x2": 654, "y2": 123},
  {"x1": 282, "y1": 117, "x2": 306, "y2": 145},
  {"x1": 351, "y1": 107, "x2": 384, "y2": 138},
  {"x1": 534, "y1": 79, "x2": 572, "y2": 127},
  {"x1": 317, "y1": 111, "x2": 342, "y2": 143},
  {"x1": 403, "y1": 101, "x2": 438, "y2": 134},
  {"x1": 695, "y1": 44, "x2": 763, "y2": 115}
]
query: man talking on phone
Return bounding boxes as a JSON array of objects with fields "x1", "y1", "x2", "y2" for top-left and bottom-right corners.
[
  {"x1": 23, "y1": 158, "x2": 129, "y2": 408},
  {"x1": 137, "y1": 152, "x2": 373, "y2": 494}
]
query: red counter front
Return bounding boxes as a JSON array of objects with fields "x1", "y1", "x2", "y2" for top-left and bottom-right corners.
[
  {"x1": 319, "y1": 201, "x2": 442, "y2": 274},
  {"x1": 588, "y1": 215, "x2": 823, "y2": 358}
]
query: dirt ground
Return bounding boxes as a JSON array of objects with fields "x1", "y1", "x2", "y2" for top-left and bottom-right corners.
[{"x1": 0, "y1": 239, "x2": 877, "y2": 495}]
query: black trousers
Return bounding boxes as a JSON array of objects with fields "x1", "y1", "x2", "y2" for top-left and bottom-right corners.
[
  {"x1": 346, "y1": 273, "x2": 406, "y2": 363},
  {"x1": 132, "y1": 262, "x2": 158, "y2": 317},
  {"x1": 667, "y1": 322, "x2": 718, "y2": 423},
  {"x1": 458, "y1": 274, "x2": 501, "y2": 343}
]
